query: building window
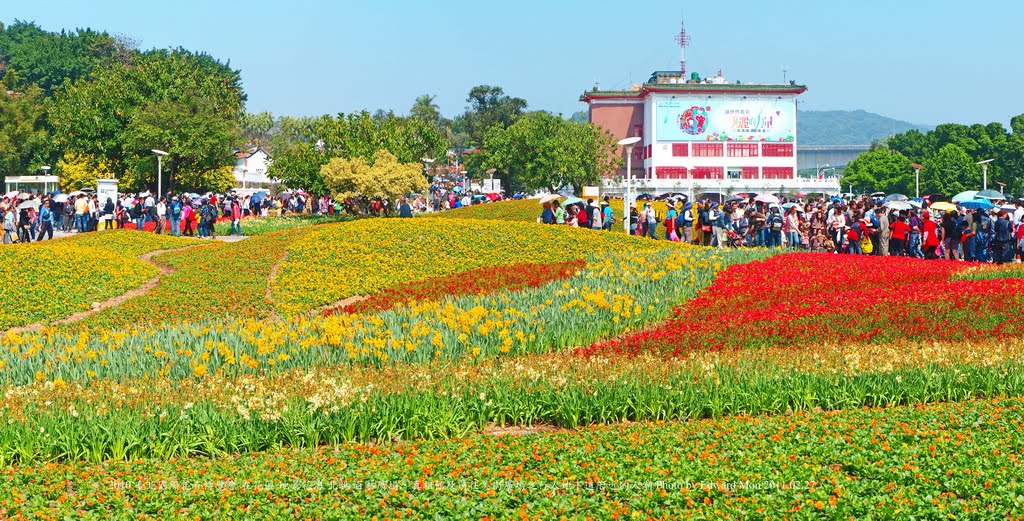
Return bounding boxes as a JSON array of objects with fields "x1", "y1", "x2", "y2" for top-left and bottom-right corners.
[
  {"x1": 690, "y1": 166, "x2": 724, "y2": 179},
  {"x1": 762, "y1": 143, "x2": 794, "y2": 157},
  {"x1": 727, "y1": 168, "x2": 742, "y2": 180},
  {"x1": 762, "y1": 167, "x2": 794, "y2": 179},
  {"x1": 727, "y1": 143, "x2": 759, "y2": 157},
  {"x1": 672, "y1": 143, "x2": 688, "y2": 157},
  {"x1": 741, "y1": 166, "x2": 759, "y2": 179},
  {"x1": 655, "y1": 166, "x2": 687, "y2": 179},
  {"x1": 692, "y1": 143, "x2": 724, "y2": 157}
]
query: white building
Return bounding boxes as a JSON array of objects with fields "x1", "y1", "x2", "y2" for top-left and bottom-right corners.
[
  {"x1": 232, "y1": 147, "x2": 275, "y2": 188},
  {"x1": 582, "y1": 70, "x2": 841, "y2": 197}
]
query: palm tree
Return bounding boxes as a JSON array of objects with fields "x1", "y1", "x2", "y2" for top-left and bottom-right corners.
[{"x1": 410, "y1": 94, "x2": 441, "y2": 125}]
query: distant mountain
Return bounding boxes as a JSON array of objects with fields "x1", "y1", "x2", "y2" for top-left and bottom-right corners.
[{"x1": 797, "y1": 109, "x2": 932, "y2": 146}]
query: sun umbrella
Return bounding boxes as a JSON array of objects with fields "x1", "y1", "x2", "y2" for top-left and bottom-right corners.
[
  {"x1": 951, "y1": 191, "x2": 979, "y2": 203},
  {"x1": 884, "y1": 201, "x2": 913, "y2": 211},
  {"x1": 908, "y1": 200, "x2": 923, "y2": 208},
  {"x1": 883, "y1": 194, "x2": 908, "y2": 202},
  {"x1": 52, "y1": 194, "x2": 69, "y2": 203},
  {"x1": 794, "y1": 192, "x2": 807, "y2": 198},
  {"x1": 754, "y1": 193, "x2": 780, "y2": 204},
  {"x1": 452, "y1": 186, "x2": 463, "y2": 193},
  {"x1": 539, "y1": 194, "x2": 561, "y2": 205},
  {"x1": 725, "y1": 195, "x2": 745, "y2": 203},
  {"x1": 17, "y1": 198, "x2": 40, "y2": 211},
  {"x1": 929, "y1": 201, "x2": 957, "y2": 213},
  {"x1": 563, "y1": 196, "x2": 583, "y2": 206},
  {"x1": 959, "y1": 199, "x2": 994, "y2": 210},
  {"x1": 1000, "y1": 204, "x2": 1016, "y2": 212},
  {"x1": 975, "y1": 189, "x2": 1004, "y2": 200},
  {"x1": 277, "y1": 193, "x2": 293, "y2": 201},
  {"x1": 250, "y1": 192, "x2": 267, "y2": 204},
  {"x1": 138, "y1": 191, "x2": 151, "y2": 198},
  {"x1": 68, "y1": 191, "x2": 85, "y2": 197},
  {"x1": 3, "y1": 190, "x2": 19, "y2": 200}
]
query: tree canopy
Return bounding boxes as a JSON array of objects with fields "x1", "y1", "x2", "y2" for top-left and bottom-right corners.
[
  {"x1": 321, "y1": 149, "x2": 427, "y2": 201},
  {"x1": 480, "y1": 111, "x2": 619, "y2": 195},
  {"x1": 851, "y1": 115, "x2": 1024, "y2": 196}
]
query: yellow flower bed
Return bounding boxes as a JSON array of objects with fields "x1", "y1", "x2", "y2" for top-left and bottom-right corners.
[
  {"x1": 272, "y1": 218, "x2": 680, "y2": 316},
  {"x1": 0, "y1": 231, "x2": 192, "y2": 329}
]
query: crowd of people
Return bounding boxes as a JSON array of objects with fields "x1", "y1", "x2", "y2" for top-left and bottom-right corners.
[
  {"x1": 1, "y1": 189, "x2": 288, "y2": 243},
  {"x1": 540, "y1": 194, "x2": 1024, "y2": 264}
]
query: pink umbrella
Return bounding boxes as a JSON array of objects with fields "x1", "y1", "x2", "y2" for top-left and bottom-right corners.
[{"x1": 754, "y1": 193, "x2": 781, "y2": 204}]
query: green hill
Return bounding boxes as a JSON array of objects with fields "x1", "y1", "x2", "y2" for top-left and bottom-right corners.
[{"x1": 798, "y1": 109, "x2": 932, "y2": 145}]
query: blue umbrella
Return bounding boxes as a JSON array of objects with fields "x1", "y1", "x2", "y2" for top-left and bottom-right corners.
[
  {"x1": 250, "y1": 192, "x2": 267, "y2": 204},
  {"x1": 452, "y1": 186, "x2": 463, "y2": 193},
  {"x1": 951, "y1": 191, "x2": 978, "y2": 203},
  {"x1": 959, "y1": 199, "x2": 994, "y2": 210},
  {"x1": 563, "y1": 196, "x2": 583, "y2": 206}
]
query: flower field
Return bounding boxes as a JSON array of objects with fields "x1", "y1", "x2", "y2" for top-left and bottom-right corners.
[
  {"x1": 0, "y1": 231, "x2": 191, "y2": 330},
  {"x1": 325, "y1": 259, "x2": 587, "y2": 315},
  {"x1": 3, "y1": 397, "x2": 1023, "y2": 518},
  {"x1": 2, "y1": 214, "x2": 1024, "y2": 518},
  {"x1": 581, "y1": 253, "x2": 1024, "y2": 357}
]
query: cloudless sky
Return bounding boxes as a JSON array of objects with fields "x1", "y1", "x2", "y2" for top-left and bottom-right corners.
[{"x1": 3, "y1": 0, "x2": 1022, "y2": 126}]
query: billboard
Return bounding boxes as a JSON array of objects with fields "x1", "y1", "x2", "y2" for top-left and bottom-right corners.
[{"x1": 655, "y1": 98, "x2": 795, "y2": 142}]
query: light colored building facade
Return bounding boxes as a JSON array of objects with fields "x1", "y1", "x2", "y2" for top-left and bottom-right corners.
[
  {"x1": 232, "y1": 147, "x2": 275, "y2": 188},
  {"x1": 582, "y1": 71, "x2": 840, "y2": 197}
]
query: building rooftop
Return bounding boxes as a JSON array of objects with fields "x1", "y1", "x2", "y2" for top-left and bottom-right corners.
[{"x1": 581, "y1": 70, "x2": 806, "y2": 102}]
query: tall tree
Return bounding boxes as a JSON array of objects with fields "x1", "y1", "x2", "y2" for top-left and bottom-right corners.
[
  {"x1": 451, "y1": 85, "x2": 526, "y2": 146},
  {"x1": 240, "y1": 111, "x2": 275, "y2": 147},
  {"x1": 841, "y1": 146, "x2": 913, "y2": 194},
  {"x1": 0, "y1": 20, "x2": 124, "y2": 94},
  {"x1": 480, "y1": 111, "x2": 619, "y2": 194},
  {"x1": 0, "y1": 86, "x2": 49, "y2": 177},
  {"x1": 49, "y1": 47, "x2": 245, "y2": 192},
  {"x1": 921, "y1": 143, "x2": 979, "y2": 195},
  {"x1": 410, "y1": 94, "x2": 441, "y2": 127}
]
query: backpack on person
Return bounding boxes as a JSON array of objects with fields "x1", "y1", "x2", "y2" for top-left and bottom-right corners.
[{"x1": 769, "y1": 214, "x2": 783, "y2": 232}]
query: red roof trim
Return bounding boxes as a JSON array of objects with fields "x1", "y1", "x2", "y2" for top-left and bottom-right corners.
[{"x1": 582, "y1": 85, "x2": 807, "y2": 103}]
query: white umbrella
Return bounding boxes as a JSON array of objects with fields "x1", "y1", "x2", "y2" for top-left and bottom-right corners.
[
  {"x1": 52, "y1": 194, "x2": 69, "y2": 203},
  {"x1": 538, "y1": 194, "x2": 561, "y2": 204},
  {"x1": 885, "y1": 201, "x2": 913, "y2": 211},
  {"x1": 2, "y1": 190, "x2": 18, "y2": 200},
  {"x1": 138, "y1": 191, "x2": 151, "y2": 198},
  {"x1": 16, "y1": 193, "x2": 31, "y2": 200},
  {"x1": 17, "y1": 199, "x2": 40, "y2": 211},
  {"x1": 68, "y1": 191, "x2": 85, "y2": 197},
  {"x1": 754, "y1": 193, "x2": 780, "y2": 204}
]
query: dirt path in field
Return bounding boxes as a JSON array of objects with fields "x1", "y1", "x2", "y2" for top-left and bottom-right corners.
[
  {"x1": 308, "y1": 295, "x2": 368, "y2": 317},
  {"x1": 2, "y1": 245, "x2": 202, "y2": 337},
  {"x1": 264, "y1": 251, "x2": 288, "y2": 322}
]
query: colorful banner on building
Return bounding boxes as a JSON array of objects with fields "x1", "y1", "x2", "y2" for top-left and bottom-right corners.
[{"x1": 655, "y1": 98, "x2": 795, "y2": 142}]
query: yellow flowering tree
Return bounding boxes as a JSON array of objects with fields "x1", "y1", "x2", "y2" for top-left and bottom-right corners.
[
  {"x1": 56, "y1": 152, "x2": 115, "y2": 191},
  {"x1": 321, "y1": 150, "x2": 427, "y2": 201}
]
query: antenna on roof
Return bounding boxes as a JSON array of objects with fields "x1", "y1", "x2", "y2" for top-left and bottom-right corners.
[
  {"x1": 782, "y1": 65, "x2": 788, "y2": 84},
  {"x1": 674, "y1": 18, "x2": 691, "y2": 75}
]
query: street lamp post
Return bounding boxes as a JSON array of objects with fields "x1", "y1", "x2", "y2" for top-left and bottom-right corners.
[
  {"x1": 911, "y1": 163, "x2": 923, "y2": 198},
  {"x1": 977, "y1": 158, "x2": 994, "y2": 191},
  {"x1": 486, "y1": 168, "x2": 496, "y2": 193},
  {"x1": 421, "y1": 157, "x2": 435, "y2": 209},
  {"x1": 152, "y1": 150, "x2": 168, "y2": 197},
  {"x1": 617, "y1": 136, "x2": 641, "y2": 233}
]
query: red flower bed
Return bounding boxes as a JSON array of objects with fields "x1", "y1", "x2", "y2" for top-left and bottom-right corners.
[
  {"x1": 324, "y1": 260, "x2": 586, "y2": 315},
  {"x1": 578, "y1": 253, "x2": 1024, "y2": 358}
]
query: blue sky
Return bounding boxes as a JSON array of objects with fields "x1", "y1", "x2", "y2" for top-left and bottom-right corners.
[{"x1": 3, "y1": 0, "x2": 1022, "y2": 126}]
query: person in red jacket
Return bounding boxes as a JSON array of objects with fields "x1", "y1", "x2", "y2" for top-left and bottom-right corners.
[
  {"x1": 889, "y1": 211, "x2": 910, "y2": 256},
  {"x1": 922, "y1": 211, "x2": 940, "y2": 259}
]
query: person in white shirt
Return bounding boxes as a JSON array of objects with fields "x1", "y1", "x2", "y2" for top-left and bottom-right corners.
[
  {"x1": 461, "y1": 194, "x2": 471, "y2": 207},
  {"x1": 155, "y1": 198, "x2": 167, "y2": 234}
]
